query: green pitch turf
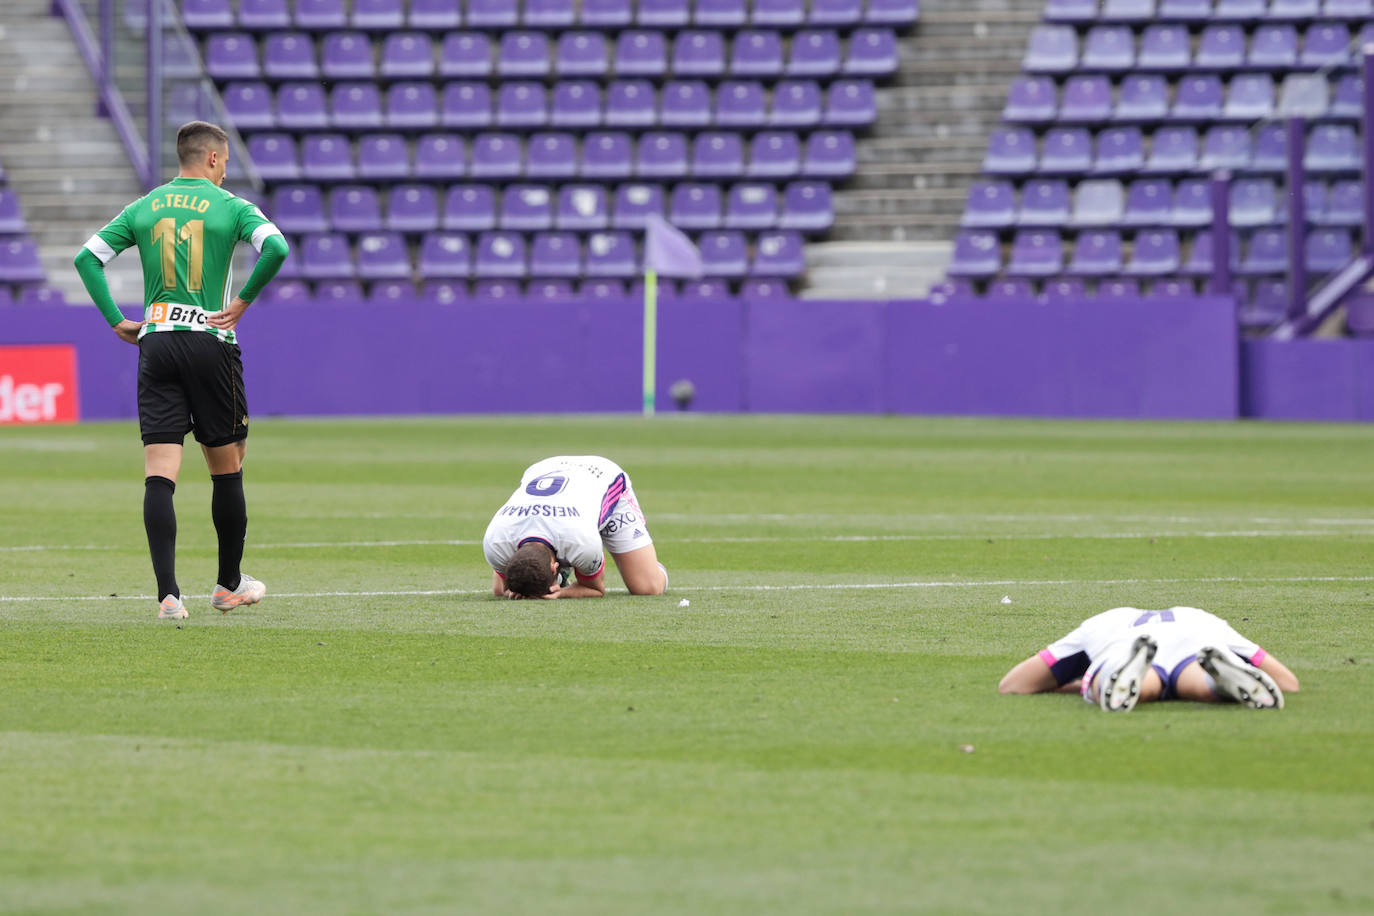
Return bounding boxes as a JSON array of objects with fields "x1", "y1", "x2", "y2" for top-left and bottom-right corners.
[{"x1": 1, "y1": 415, "x2": 1372, "y2": 915}]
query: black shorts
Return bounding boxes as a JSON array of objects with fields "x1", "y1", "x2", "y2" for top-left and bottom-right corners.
[{"x1": 138, "y1": 331, "x2": 248, "y2": 447}]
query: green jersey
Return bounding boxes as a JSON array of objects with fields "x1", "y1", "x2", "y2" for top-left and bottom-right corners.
[{"x1": 82, "y1": 177, "x2": 280, "y2": 345}]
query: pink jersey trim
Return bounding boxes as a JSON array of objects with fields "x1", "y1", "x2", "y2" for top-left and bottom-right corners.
[
  {"x1": 1037, "y1": 649, "x2": 1057, "y2": 667},
  {"x1": 575, "y1": 560, "x2": 604, "y2": 585},
  {"x1": 493, "y1": 569, "x2": 506, "y2": 579},
  {"x1": 1249, "y1": 647, "x2": 1267, "y2": 666}
]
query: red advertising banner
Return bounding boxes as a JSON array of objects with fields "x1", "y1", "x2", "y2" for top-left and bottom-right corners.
[{"x1": 0, "y1": 344, "x2": 80, "y2": 425}]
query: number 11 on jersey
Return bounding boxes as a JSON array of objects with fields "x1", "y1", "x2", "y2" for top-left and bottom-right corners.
[{"x1": 151, "y1": 218, "x2": 204, "y2": 293}]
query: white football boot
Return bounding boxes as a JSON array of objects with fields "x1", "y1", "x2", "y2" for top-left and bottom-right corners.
[
  {"x1": 1197, "y1": 645, "x2": 1284, "y2": 709},
  {"x1": 210, "y1": 574, "x2": 267, "y2": 613},
  {"x1": 157, "y1": 595, "x2": 188, "y2": 620},
  {"x1": 1098, "y1": 634, "x2": 1158, "y2": 712}
]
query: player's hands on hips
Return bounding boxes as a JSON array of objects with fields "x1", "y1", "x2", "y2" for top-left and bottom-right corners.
[
  {"x1": 112, "y1": 319, "x2": 144, "y2": 345},
  {"x1": 208, "y1": 297, "x2": 250, "y2": 332}
]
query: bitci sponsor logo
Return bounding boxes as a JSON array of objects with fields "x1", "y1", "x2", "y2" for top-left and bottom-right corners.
[{"x1": 0, "y1": 345, "x2": 79, "y2": 425}]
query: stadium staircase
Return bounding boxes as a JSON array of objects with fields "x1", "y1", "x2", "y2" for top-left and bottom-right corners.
[{"x1": 0, "y1": 0, "x2": 147, "y2": 303}]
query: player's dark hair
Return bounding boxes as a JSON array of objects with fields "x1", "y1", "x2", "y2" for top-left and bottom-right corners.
[
  {"x1": 505, "y1": 542, "x2": 557, "y2": 598},
  {"x1": 176, "y1": 121, "x2": 229, "y2": 165}
]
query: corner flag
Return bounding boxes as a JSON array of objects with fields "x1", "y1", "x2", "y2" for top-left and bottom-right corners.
[{"x1": 641, "y1": 215, "x2": 702, "y2": 415}]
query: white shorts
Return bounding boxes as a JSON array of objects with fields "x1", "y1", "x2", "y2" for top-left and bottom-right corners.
[
  {"x1": 597, "y1": 469, "x2": 654, "y2": 558},
  {"x1": 1085, "y1": 616, "x2": 1265, "y2": 702}
]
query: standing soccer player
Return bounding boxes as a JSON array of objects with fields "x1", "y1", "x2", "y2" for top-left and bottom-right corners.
[{"x1": 73, "y1": 121, "x2": 290, "y2": 620}]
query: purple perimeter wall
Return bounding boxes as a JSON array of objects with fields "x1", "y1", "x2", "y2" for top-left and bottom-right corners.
[{"x1": 5, "y1": 293, "x2": 1359, "y2": 421}]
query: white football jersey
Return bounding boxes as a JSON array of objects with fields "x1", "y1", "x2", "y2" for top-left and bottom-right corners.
[{"x1": 482, "y1": 456, "x2": 637, "y2": 579}]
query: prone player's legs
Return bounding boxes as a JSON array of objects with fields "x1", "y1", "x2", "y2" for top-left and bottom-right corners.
[
  {"x1": 611, "y1": 543, "x2": 667, "y2": 595},
  {"x1": 600, "y1": 471, "x2": 667, "y2": 594}
]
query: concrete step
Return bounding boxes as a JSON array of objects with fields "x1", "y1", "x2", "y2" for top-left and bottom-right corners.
[{"x1": 802, "y1": 240, "x2": 951, "y2": 297}]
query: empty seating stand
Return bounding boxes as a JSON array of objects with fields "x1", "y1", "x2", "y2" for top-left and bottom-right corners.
[
  {"x1": 184, "y1": 0, "x2": 922, "y2": 298},
  {"x1": 0, "y1": 155, "x2": 52, "y2": 298}
]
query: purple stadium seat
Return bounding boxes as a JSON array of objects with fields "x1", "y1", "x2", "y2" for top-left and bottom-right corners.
[
  {"x1": 351, "y1": 0, "x2": 404, "y2": 29},
  {"x1": 556, "y1": 32, "x2": 607, "y2": 77},
  {"x1": 500, "y1": 184, "x2": 555, "y2": 231},
  {"x1": 471, "y1": 279, "x2": 522, "y2": 299},
  {"x1": 206, "y1": 33, "x2": 259, "y2": 81},
  {"x1": 585, "y1": 231, "x2": 638, "y2": 277},
  {"x1": 239, "y1": 0, "x2": 290, "y2": 29},
  {"x1": 637, "y1": 132, "x2": 689, "y2": 178},
  {"x1": 247, "y1": 133, "x2": 299, "y2": 180},
  {"x1": 579, "y1": 279, "x2": 629, "y2": 299},
  {"x1": 1325, "y1": 180, "x2": 1362, "y2": 227},
  {"x1": 358, "y1": 134, "x2": 410, "y2": 180},
  {"x1": 1170, "y1": 76, "x2": 1224, "y2": 121},
  {"x1": 865, "y1": 0, "x2": 919, "y2": 26},
  {"x1": 381, "y1": 32, "x2": 435, "y2": 79},
  {"x1": 552, "y1": 81, "x2": 602, "y2": 128},
  {"x1": 1148, "y1": 278, "x2": 1194, "y2": 299},
  {"x1": 1238, "y1": 279, "x2": 1286, "y2": 328},
  {"x1": 320, "y1": 31, "x2": 374, "y2": 80},
  {"x1": 753, "y1": 0, "x2": 805, "y2": 27},
  {"x1": 1023, "y1": 25, "x2": 1077, "y2": 73},
  {"x1": 414, "y1": 133, "x2": 466, "y2": 179},
  {"x1": 724, "y1": 183, "x2": 778, "y2": 229},
  {"x1": 1228, "y1": 178, "x2": 1277, "y2": 228},
  {"x1": 441, "y1": 82, "x2": 492, "y2": 129},
  {"x1": 258, "y1": 279, "x2": 310, "y2": 305},
  {"x1": 474, "y1": 232, "x2": 527, "y2": 278},
  {"x1": 1044, "y1": 0, "x2": 1095, "y2": 21},
  {"x1": 615, "y1": 31, "x2": 668, "y2": 77},
  {"x1": 1066, "y1": 230, "x2": 1122, "y2": 275},
  {"x1": 947, "y1": 230, "x2": 1001, "y2": 277},
  {"x1": 607, "y1": 79, "x2": 658, "y2": 128},
  {"x1": 748, "y1": 131, "x2": 801, "y2": 178},
  {"x1": 1323, "y1": 0, "x2": 1373, "y2": 14},
  {"x1": 556, "y1": 185, "x2": 610, "y2": 230},
  {"x1": 582, "y1": 0, "x2": 634, "y2": 28},
  {"x1": 1181, "y1": 231, "x2": 1218, "y2": 276},
  {"x1": 1306, "y1": 125, "x2": 1360, "y2": 172},
  {"x1": 0, "y1": 241, "x2": 49, "y2": 283},
  {"x1": 1225, "y1": 74, "x2": 1274, "y2": 121},
  {"x1": 468, "y1": 0, "x2": 518, "y2": 28},
  {"x1": 810, "y1": 0, "x2": 862, "y2": 26},
  {"x1": 691, "y1": 132, "x2": 744, "y2": 179},
  {"x1": 1137, "y1": 24, "x2": 1189, "y2": 70},
  {"x1": 983, "y1": 127, "x2": 1037, "y2": 175},
  {"x1": 1038, "y1": 277, "x2": 1081, "y2": 302},
  {"x1": 387, "y1": 82, "x2": 438, "y2": 128},
  {"x1": 499, "y1": 31, "x2": 551, "y2": 78},
  {"x1": 1200, "y1": 125, "x2": 1251, "y2": 170},
  {"x1": 772, "y1": 80, "x2": 823, "y2": 127},
  {"x1": 1059, "y1": 75, "x2": 1112, "y2": 122},
  {"x1": 961, "y1": 179, "x2": 1016, "y2": 228},
  {"x1": 300, "y1": 233, "x2": 354, "y2": 279},
  {"x1": 1195, "y1": 25, "x2": 1245, "y2": 69},
  {"x1": 1267, "y1": 0, "x2": 1318, "y2": 16},
  {"x1": 1038, "y1": 127, "x2": 1092, "y2": 174},
  {"x1": 1249, "y1": 24, "x2": 1298, "y2": 68},
  {"x1": 0, "y1": 192, "x2": 25, "y2": 235},
  {"x1": 1081, "y1": 25, "x2": 1135, "y2": 71},
  {"x1": 386, "y1": 184, "x2": 439, "y2": 232},
  {"x1": 1121, "y1": 178, "x2": 1170, "y2": 226},
  {"x1": 733, "y1": 30, "x2": 784, "y2": 78},
  {"x1": 1171, "y1": 178, "x2": 1212, "y2": 227},
  {"x1": 697, "y1": 0, "x2": 749, "y2": 26},
  {"x1": 315, "y1": 280, "x2": 364, "y2": 301},
  {"x1": 1144, "y1": 126, "x2": 1198, "y2": 172},
  {"x1": 272, "y1": 184, "x2": 328, "y2": 233},
  {"x1": 295, "y1": 0, "x2": 347, "y2": 29},
  {"x1": 440, "y1": 34, "x2": 492, "y2": 79},
  {"x1": 637, "y1": 0, "x2": 690, "y2": 26},
  {"x1": 1114, "y1": 75, "x2": 1167, "y2": 122},
  {"x1": 788, "y1": 30, "x2": 842, "y2": 77},
  {"x1": 1071, "y1": 179, "x2": 1125, "y2": 227},
  {"x1": 752, "y1": 230, "x2": 805, "y2": 278},
  {"x1": 1302, "y1": 24, "x2": 1350, "y2": 68},
  {"x1": 843, "y1": 29, "x2": 898, "y2": 77},
  {"x1": 184, "y1": 0, "x2": 233, "y2": 29},
  {"x1": 739, "y1": 278, "x2": 793, "y2": 299},
  {"x1": 660, "y1": 80, "x2": 713, "y2": 128},
  {"x1": 330, "y1": 82, "x2": 383, "y2": 130},
  {"x1": 409, "y1": 0, "x2": 462, "y2": 29},
  {"x1": 497, "y1": 82, "x2": 548, "y2": 129},
  {"x1": 1094, "y1": 126, "x2": 1144, "y2": 174},
  {"x1": 530, "y1": 233, "x2": 583, "y2": 278},
  {"x1": 802, "y1": 130, "x2": 855, "y2": 178},
  {"x1": 612, "y1": 183, "x2": 666, "y2": 229},
  {"x1": 1239, "y1": 228, "x2": 1287, "y2": 275},
  {"x1": 444, "y1": 185, "x2": 498, "y2": 232},
  {"x1": 276, "y1": 82, "x2": 328, "y2": 130},
  {"x1": 700, "y1": 231, "x2": 749, "y2": 277},
  {"x1": 356, "y1": 232, "x2": 410, "y2": 280},
  {"x1": 526, "y1": 132, "x2": 579, "y2": 179},
  {"x1": 1297, "y1": 182, "x2": 1328, "y2": 225},
  {"x1": 1006, "y1": 230, "x2": 1063, "y2": 277},
  {"x1": 367, "y1": 280, "x2": 414, "y2": 304},
  {"x1": 670, "y1": 183, "x2": 723, "y2": 230},
  {"x1": 1307, "y1": 229, "x2": 1353, "y2": 272},
  {"x1": 823, "y1": 79, "x2": 876, "y2": 128},
  {"x1": 1212, "y1": 0, "x2": 1264, "y2": 19},
  {"x1": 160, "y1": 33, "x2": 200, "y2": 80},
  {"x1": 678, "y1": 279, "x2": 731, "y2": 299},
  {"x1": 166, "y1": 84, "x2": 210, "y2": 128},
  {"x1": 525, "y1": 0, "x2": 576, "y2": 28},
  {"x1": 1330, "y1": 74, "x2": 1362, "y2": 120},
  {"x1": 1124, "y1": 228, "x2": 1180, "y2": 275},
  {"x1": 1004, "y1": 76, "x2": 1056, "y2": 124},
  {"x1": 263, "y1": 32, "x2": 319, "y2": 80},
  {"x1": 582, "y1": 131, "x2": 634, "y2": 179},
  {"x1": 1250, "y1": 123, "x2": 1286, "y2": 172},
  {"x1": 780, "y1": 181, "x2": 833, "y2": 233},
  {"x1": 674, "y1": 31, "x2": 726, "y2": 78},
  {"x1": 717, "y1": 81, "x2": 767, "y2": 127},
  {"x1": 303, "y1": 134, "x2": 354, "y2": 180},
  {"x1": 1095, "y1": 278, "x2": 1138, "y2": 301},
  {"x1": 1017, "y1": 179, "x2": 1071, "y2": 226},
  {"x1": 470, "y1": 133, "x2": 524, "y2": 180}
]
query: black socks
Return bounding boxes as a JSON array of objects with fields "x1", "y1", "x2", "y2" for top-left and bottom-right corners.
[
  {"x1": 143, "y1": 476, "x2": 179, "y2": 600},
  {"x1": 211, "y1": 470, "x2": 246, "y2": 592}
]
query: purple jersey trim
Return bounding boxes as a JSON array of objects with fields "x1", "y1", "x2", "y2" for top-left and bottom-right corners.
[{"x1": 1045, "y1": 649, "x2": 1090, "y2": 686}]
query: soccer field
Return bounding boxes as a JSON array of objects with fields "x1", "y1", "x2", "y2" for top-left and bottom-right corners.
[{"x1": 2, "y1": 415, "x2": 1372, "y2": 915}]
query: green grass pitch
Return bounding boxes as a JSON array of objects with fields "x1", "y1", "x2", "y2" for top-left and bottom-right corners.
[{"x1": 1, "y1": 415, "x2": 1372, "y2": 915}]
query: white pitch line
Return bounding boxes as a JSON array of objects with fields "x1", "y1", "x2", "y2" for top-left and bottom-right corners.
[{"x1": 3, "y1": 575, "x2": 1373, "y2": 604}]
